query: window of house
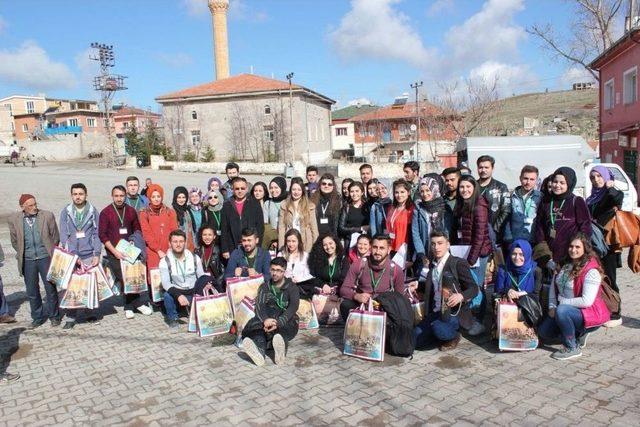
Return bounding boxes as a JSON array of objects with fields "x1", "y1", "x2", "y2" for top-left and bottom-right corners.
[
  {"x1": 191, "y1": 130, "x2": 201, "y2": 145},
  {"x1": 191, "y1": 110, "x2": 198, "y2": 120},
  {"x1": 4, "y1": 104, "x2": 11, "y2": 114},
  {"x1": 264, "y1": 105, "x2": 271, "y2": 115},
  {"x1": 26, "y1": 101, "x2": 35, "y2": 114},
  {"x1": 399, "y1": 124, "x2": 408, "y2": 136},
  {"x1": 335, "y1": 127, "x2": 347, "y2": 136},
  {"x1": 123, "y1": 122, "x2": 129, "y2": 128},
  {"x1": 619, "y1": 135, "x2": 628, "y2": 147},
  {"x1": 87, "y1": 118, "x2": 96, "y2": 127},
  {"x1": 623, "y1": 67, "x2": 637, "y2": 104},
  {"x1": 68, "y1": 118, "x2": 79, "y2": 127},
  {"x1": 359, "y1": 126, "x2": 365, "y2": 137},
  {"x1": 367, "y1": 125, "x2": 375, "y2": 137},
  {"x1": 263, "y1": 125, "x2": 274, "y2": 142},
  {"x1": 22, "y1": 123, "x2": 28, "y2": 132},
  {"x1": 604, "y1": 79, "x2": 615, "y2": 110}
]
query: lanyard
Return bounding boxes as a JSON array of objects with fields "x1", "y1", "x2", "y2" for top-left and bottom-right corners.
[
  {"x1": 369, "y1": 266, "x2": 387, "y2": 291},
  {"x1": 112, "y1": 203, "x2": 126, "y2": 227},
  {"x1": 388, "y1": 207, "x2": 403, "y2": 232},
  {"x1": 507, "y1": 268, "x2": 532, "y2": 291},
  {"x1": 129, "y1": 197, "x2": 140, "y2": 210},
  {"x1": 328, "y1": 259, "x2": 337, "y2": 283},
  {"x1": 211, "y1": 210, "x2": 221, "y2": 228},
  {"x1": 550, "y1": 199, "x2": 566, "y2": 228},
  {"x1": 523, "y1": 193, "x2": 534, "y2": 218},
  {"x1": 175, "y1": 257, "x2": 187, "y2": 281},
  {"x1": 270, "y1": 284, "x2": 286, "y2": 309},
  {"x1": 74, "y1": 206, "x2": 86, "y2": 227},
  {"x1": 321, "y1": 201, "x2": 329, "y2": 217},
  {"x1": 244, "y1": 252, "x2": 256, "y2": 268}
]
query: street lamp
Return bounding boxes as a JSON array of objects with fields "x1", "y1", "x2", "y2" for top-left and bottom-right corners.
[{"x1": 286, "y1": 72, "x2": 295, "y2": 163}]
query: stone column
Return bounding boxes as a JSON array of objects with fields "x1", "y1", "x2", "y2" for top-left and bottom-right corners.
[{"x1": 209, "y1": 0, "x2": 230, "y2": 80}]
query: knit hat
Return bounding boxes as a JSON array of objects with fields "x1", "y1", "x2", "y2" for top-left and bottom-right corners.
[{"x1": 19, "y1": 194, "x2": 35, "y2": 206}]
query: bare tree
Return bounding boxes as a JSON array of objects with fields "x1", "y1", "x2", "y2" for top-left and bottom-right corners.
[
  {"x1": 165, "y1": 102, "x2": 185, "y2": 159},
  {"x1": 226, "y1": 101, "x2": 281, "y2": 162},
  {"x1": 527, "y1": 0, "x2": 626, "y2": 81}
]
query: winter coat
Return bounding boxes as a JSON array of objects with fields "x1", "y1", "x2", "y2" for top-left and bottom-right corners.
[
  {"x1": 277, "y1": 200, "x2": 319, "y2": 252},
  {"x1": 139, "y1": 206, "x2": 178, "y2": 271},
  {"x1": 8, "y1": 210, "x2": 59, "y2": 274},
  {"x1": 479, "y1": 178, "x2": 511, "y2": 241},
  {"x1": 504, "y1": 187, "x2": 542, "y2": 244},
  {"x1": 59, "y1": 203, "x2": 102, "y2": 260},
  {"x1": 219, "y1": 198, "x2": 265, "y2": 255},
  {"x1": 411, "y1": 200, "x2": 446, "y2": 258},
  {"x1": 452, "y1": 196, "x2": 492, "y2": 266}
]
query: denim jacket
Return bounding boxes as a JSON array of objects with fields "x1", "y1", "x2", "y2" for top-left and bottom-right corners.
[
  {"x1": 59, "y1": 203, "x2": 102, "y2": 260},
  {"x1": 504, "y1": 187, "x2": 541, "y2": 244}
]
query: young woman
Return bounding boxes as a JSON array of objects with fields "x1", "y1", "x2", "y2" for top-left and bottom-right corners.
[
  {"x1": 308, "y1": 234, "x2": 350, "y2": 296},
  {"x1": 194, "y1": 225, "x2": 225, "y2": 291},
  {"x1": 586, "y1": 166, "x2": 623, "y2": 326},
  {"x1": 412, "y1": 176, "x2": 446, "y2": 272},
  {"x1": 494, "y1": 239, "x2": 542, "y2": 302},
  {"x1": 278, "y1": 229, "x2": 315, "y2": 298},
  {"x1": 369, "y1": 179, "x2": 392, "y2": 236},
  {"x1": 277, "y1": 177, "x2": 319, "y2": 252},
  {"x1": 310, "y1": 173, "x2": 342, "y2": 236},
  {"x1": 251, "y1": 182, "x2": 269, "y2": 210},
  {"x1": 188, "y1": 187, "x2": 204, "y2": 238},
  {"x1": 338, "y1": 181, "x2": 370, "y2": 250},
  {"x1": 386, "y1": 179, "x2": 414, "y2": 253},
  {"x1": 365, "y1": 179, "x2": 379, "y2": 209},
  {"x1": 202, "y1": 189, "x2": 224, "y2": 240},
  {"x1": 535, "y1": 167, "x2": 591, "y2": 264},
  {"x1": 207, "y1": 177, "x2": 225, "y2": 199},
  {"x1": 263, "y1": 177, "x2": 287, "y2": 250},
  {"x1": 139, "y1": 184, "x2": 178, "y2": 279},
  {"x1": 172, "y1": 186, "x2": 196, "y2": 251},
  {"x1": 341, "y1": 178, "x2": 354, "y2": 207},
  {"x1": 538, "y1": 233, "x2": 610, "y2": 360},
  {"x1": 452, "y1": 175, "x2": 493, "y2": 336},
  {"x1": 348, "y1": 234, "x2": 372, "y2": 264}
]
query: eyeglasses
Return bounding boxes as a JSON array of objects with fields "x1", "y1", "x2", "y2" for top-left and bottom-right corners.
[
  {"x1": 321, "y1": 182, "x2": 334, "y2": 186},
  {"x1": 208, "y1": 196, "x2": 217, "y2": 200}
]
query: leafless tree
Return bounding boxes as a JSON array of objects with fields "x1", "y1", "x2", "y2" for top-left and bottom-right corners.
[
  {"x1": 226, "y1": 101, "x2": 281, "y2": 162},
  {"x1": 165, "y1": 102, "x2": 185, "y2": 159},
  {"x1": 527, "y1": 0, "x2": 627, "y2": 81}
]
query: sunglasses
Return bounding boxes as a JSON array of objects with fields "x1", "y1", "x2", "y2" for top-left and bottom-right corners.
[
  {"x1": 321, "y1": 182, "x2": 334, "y2": 186},
  {"x1": 208, "y1": 195, "x2": 218, "y2": 200}
]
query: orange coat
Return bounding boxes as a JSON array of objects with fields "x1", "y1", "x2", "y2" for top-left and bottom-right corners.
[{"x1": 139, "y1": 206, "x2": 178, "y2": 271}]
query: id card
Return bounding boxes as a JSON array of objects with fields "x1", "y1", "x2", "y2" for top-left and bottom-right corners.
[
  {"x1": 457, "y1": 231, "x2": 462, "y2": 239},
  {"x1": 76, "y1": 231, "x2": 86, "y2": 239},
  {"x1": 389, "y1": 232, "x2": 396, "y2": 239},
  {"x1": 216, "y1": 230, "x2": 221, "y2": 236},
  {"x1": 549, "y1": 228, "x2": 556, "y2": 239},
  {"x1": 119, "y1": 227, "x2": 128, "y2": 235},
  {"x1": 524, "y1": 218, "x2": 533, "y2": 225},
  {"x1": 320, "y1": 218, "x2": 329, "y2": 224}
]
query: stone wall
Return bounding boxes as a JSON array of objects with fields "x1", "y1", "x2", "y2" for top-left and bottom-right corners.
[
  {"x1": 19, "y1": 134, "x2": 112, "y2": 160},
  {"x1": 150, "y1": 155, "x2": 308, "y2": 177}
]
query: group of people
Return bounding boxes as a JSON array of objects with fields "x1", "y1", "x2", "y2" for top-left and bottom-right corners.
[{"x1": 0, "y1": 157, "x2": 628, "y2": 371}]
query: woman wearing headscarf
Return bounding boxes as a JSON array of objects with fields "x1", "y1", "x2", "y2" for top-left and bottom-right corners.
[
  {"x1": 369, "y1": 179, "x2": 392, "y2": 236},
  {"x1": 188, "y1": 187, "x2": 204, "y2": 240},
  {"x1": 202, "y1": 189, "x2": 224, "y2": 241},
  {"x1": 263, "y1": 177, "x2": 287, "y2": 250},
  {"x1": 310, "y1": 173, "x2": 342, "y2": 236},
  {"x1": 172, "y1": 186, "x2": 196, "y2": 252},
  {"x1": 412, "y1": 176, "x2": 446, "y2": 274},
  {"x1": 207, "y1": 177, "x2": 225, "y2": 199},
  {"x1": 494, "y1": 239, "x2": 542, "y2": 301},
  {"x1": 139, "y1": 184, "x2": 178, "y2": 279},
  {"x1": 586, "y1": 165, "x2": 623, "y2": 326},
  {"x1": 535, "y1": 167, "x2": 591, "y2": 266}
]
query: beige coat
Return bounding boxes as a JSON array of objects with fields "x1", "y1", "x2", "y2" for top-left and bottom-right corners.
[
  {"x1": 8, "y1": 210, "x2": 59, "y2": 274},
  {"x1": 277, "y1": 200, "x2": 319, "y2": 252}
]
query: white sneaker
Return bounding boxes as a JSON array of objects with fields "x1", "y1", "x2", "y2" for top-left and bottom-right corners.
[
  {"x1": 125, "y1": 310, "x2": 135, "y2": 319},
  {"x1": 468, "y1": 321, "x2": 486, "y2": 336},
  {"x1": 604, "y1": 318, "x2": 622, "y2": 328},
  {"x1": 242, "y1": 337, "x2": 265, "y2": 366},
  {"x1": 272, "y1": 334, "x2": 286, "y2": 365},
  {"x1": 137, "y1": 305, "x2": 153, "y2": 316}
]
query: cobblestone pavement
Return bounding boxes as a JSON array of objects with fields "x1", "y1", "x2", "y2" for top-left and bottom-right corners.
[{"x1": 1, "y1": 164, "x2": 639, "y2": 426}]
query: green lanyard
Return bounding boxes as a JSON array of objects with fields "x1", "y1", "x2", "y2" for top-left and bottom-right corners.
[
  {"x1": 175, "y1": 258, "x2": 187, "y2": 281},
  {"x1": 129, "y1": 197, "x2": 140, "y2": 210},
  {"x1": 270, "y1": 284, "x2": 286, "y2": 309},
  {"x1": 112, "y1": 203, "x2": 125, "y2": 227},
  {"x1": 369, "y1": 267, "x2": 387, "y2": 291},
  {"x1": 523, "y1": 194, "x2": 534, "y2": 218},
  {"x1": 74, "y1": 206, "x2": 86, "y2": 229},
  {"x1": 211, "y1": 210, "x2": 221, "y2": 228},
  {"x1": 244, "y1": 253, "x2": 256, "y2": 268},
  {"x1": 507, "y1": 268, "x2": 532, "y2": 291},
  {"x1": 328, "y1": 259, "x2": 337, "y2": 283},
  {"x1": 550, "y1": 199, "x2": 566, "y2": 228}
]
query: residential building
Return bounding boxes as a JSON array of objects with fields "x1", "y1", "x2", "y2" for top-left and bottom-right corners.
[
  {"x1": 0, "y1": 105, "x2": 14, "y2": 144},
  {"x1": 156, "y1": 73, "x2": 335, "y2": 163},
  {"x1": 330, "y1": 104, "x2": 379, "y2": 157},
  {"x1": 112, "y1": 106, "x2": 162, "y2": 138},
  {"x1": 589, "y1": 27, "x2": 640, "y2": 190}
]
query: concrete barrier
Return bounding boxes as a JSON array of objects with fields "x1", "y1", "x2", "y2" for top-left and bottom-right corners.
[{"x1": 150, "y1": 156, "x2": 308, "y2": 177}]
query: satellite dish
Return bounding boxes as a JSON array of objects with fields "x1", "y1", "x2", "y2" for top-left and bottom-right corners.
[{"x1": 410, "y1": 124, "x2": 417, "y2": 132}]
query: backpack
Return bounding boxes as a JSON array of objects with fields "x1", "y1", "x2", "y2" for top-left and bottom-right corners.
[
  {"x1": 375, "y1": 291, "x2": 415, "y2": 358},
  {"x1": 590, "y1": 221, "x2": 609, "y2": 258},
  {"x1": 600, "y1": 276, "x2": 621, "y2": 316}
]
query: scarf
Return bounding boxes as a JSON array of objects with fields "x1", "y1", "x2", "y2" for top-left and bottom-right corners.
[
  {"x1": 206, "y1": 190, "x2": 224, "y2": 212},
  {"x1": 505, "y1": 239, "x2": 536, "y2": 293},
  {"x1": 377, "y1": 179, "x2": 393, "y2": 204},
  {"x1": 146, "y1": 184, "x2": 165, "y2": 213},
  {"x1": 586, "y1": 165, "x2": 612, "y2": 206},
  {"x1": 419, "y1": 177, "x2": 442, "y2": 198},
  {"x1": 269, "y1": 177, "x2": 288, "y2": 202},
  {"x1": 551, "y1": 167, "x2": 577, "y2": 201},
  {"x1": 172, "y1": 186, "x2": 189, "y2": 226},
  {"x1": 207, "y1": 177, "x2": 223, "y2": 192},
  {"x1": 188, "y1": 187, "x2": 203, "y2": 211}
]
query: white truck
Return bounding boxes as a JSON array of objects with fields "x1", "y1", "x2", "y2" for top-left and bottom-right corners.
[{"x1": 457, "y1": 135, "x2": 639, "y2": 214}]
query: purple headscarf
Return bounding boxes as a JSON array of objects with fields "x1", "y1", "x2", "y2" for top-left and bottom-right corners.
[
  {"x1": 586, "y1": 165, "x2": 613, "y2": 206},
  {"x1": 207, "y1": 177, "x2": 223, "y2": 192}
]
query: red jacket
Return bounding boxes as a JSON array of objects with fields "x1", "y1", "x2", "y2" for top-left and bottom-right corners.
[
  {"x1": 453, "y1": 196, "x2": 492, "y2": 266},
  {"x1": 139, "y1": 206, "x2": 178, "y2": 271},
  {"x1": 386, "y1": 205, "x2": 414, "y2": 252}
]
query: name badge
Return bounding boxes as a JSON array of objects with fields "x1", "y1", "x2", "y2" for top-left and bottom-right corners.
[
  {"x1": 119, "y1": 227, "x2": 128, "y2": 235},
  {"x1": 389, "y1": 232, "x2": 396, "y2": 239},
  {"x1": 320, "y1": 218, "x2": 329, "y2": 224},
  {"x1": 549, "y1": 229, "x2": 557, "y2": 239},
  {"x1": 457, "y1": 231, "x2": 462, "y2": 239},
  {"x1": 524, "y1": 218, "x2": 533, "y2": 225},
  {"x1": 76, "y1": 231, "x2": 86, "y2": 239},
  {"x1": 216, "y1": 230, "x2": 221, "y2": 236}
]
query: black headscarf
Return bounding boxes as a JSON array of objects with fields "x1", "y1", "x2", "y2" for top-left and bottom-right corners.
[
  {"x1": 172, "y1": 186, "x2": 189, "y2": 226},
  {"x1": 269, "y1": 177, "x2": 288, "y2": 203},
  {"x1": 551, "y1": 167, "x2": 577, "y2": 200},
  {"x1": 540, "y1": 174, "x2": 554, "y2": 203}
]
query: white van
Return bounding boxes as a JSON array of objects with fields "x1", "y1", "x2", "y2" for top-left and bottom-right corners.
[{"x1": 584, "y1": 162, "x2": 639, "y2": 214}]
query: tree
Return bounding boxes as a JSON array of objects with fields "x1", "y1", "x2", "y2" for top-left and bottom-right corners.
[
  {"x1": 142, "y1": 119, "x2": 165, "y2": 155},
  {"x1": 124, "y1": 124, "x2": 143, "y2": 157},
  {"x1": 527, "y1": 0, "x2": 627, "y2": 81}
]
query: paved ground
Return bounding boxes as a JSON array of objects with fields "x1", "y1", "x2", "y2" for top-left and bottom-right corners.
[{"x1": 1, "y1": 163, "x2": 639, "y2": 426}]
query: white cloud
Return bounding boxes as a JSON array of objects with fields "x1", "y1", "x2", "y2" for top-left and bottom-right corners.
[
  {"x1": 560, "y1": 66, "x2": 596, "y2": 88},
  {"x1": 0, "y1": 41, "x2": 76, "y2": 90},
  {"x1": 328, "y1": 0, "x2": 435, "y2": 69},
  {"x1": 469, "y1": 60, "x2": 539, "y2": 96},
  {"x1": 155, "y1": 52, "x2": 195, "y2": 69},
  {"x1": 348, "y1": 97, "x2": 373, "y2": 106},
  {"x1": 74, "y1": 48, "x2": 100, "y2": 95},
  {"x1": 428, "y1": 0, "x2": 455, "y2": 16},
  {"x1": 183, "y1": 0, "x2": 209, "y2": 16}
]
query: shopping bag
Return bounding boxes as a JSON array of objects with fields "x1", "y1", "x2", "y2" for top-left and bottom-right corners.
[
  {"x1": 194, "y1": 290, "x2": 234, "y2": 337},
  {"x1": 149, "y1": 268, "x2": 164, "y2": 302},
  {"x1": 297, "y1": 299, "x2": 319, "y2": 330},
  {"x1": 121, "y1": 260, "x2": 148, "y2": 294},
  {"x1": 234, "y1": 297, "x2": 255, "y2": 336},
  {"x1": 226, "y1": 275, "x2": 264, "y2": 314},
  {"x1": 343, "y1": 300, "x2": 386, "y2": 362},
  {"x1": 188, "y1": 301, "x2": 198, "y2": 333},
  {"x1": 406, "y1": 290, "x2": 424, "y2": 326},
  {"x1": 497, "y1": 301, "x2": 538, "y2": 351},
  {"x1": 47, "y1": 247, "x2": 78, "y2": 290},
  {"x1": 89, "y1": 265, "x2": 114, "y2": 302},
  {"x1": 312, "y1": 294, "x2": 342, "y2": 325},
  {"x1": 115, "y1": 239, "x2": 142, "y2": 264},
  {"x1": 60, "y1": 273, "x2": 91, "y2": 309}
]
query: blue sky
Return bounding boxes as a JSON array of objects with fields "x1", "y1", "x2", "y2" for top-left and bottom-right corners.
[{"x1": 0, "y1": 0, "x2": 602, "y2": 110}]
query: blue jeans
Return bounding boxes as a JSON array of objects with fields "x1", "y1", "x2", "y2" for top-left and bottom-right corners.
[
  {"x1": 163, "y1": 275, "x2": 212, "y2": 320},
  {"x1": 414, "y1": 310, "x2": 460, "y2": 349},
  {"x1": 538, "y1": 304, "x2": 585, "y2": 350},
  {"x1": 0, "y1": 273, "x2": 8, "y2": 316},
  {"x1": 23, "y1": 257, "x2": 60, "y2": 322},
  {"x1": 469, "y1": 255, "x2": 489, "y2": 321}
]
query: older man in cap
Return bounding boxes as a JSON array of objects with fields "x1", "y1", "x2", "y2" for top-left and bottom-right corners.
[{"x1": 7, "y1": 194, "x2": 61, "y2": 328}]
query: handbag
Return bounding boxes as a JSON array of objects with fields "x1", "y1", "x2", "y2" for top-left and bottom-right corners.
[
  {"x1": 234, "y1": 296, "x2": 255, "y2": 336},
  {"x1": 605, "y1": 210, "x2": 640, "y2": 249},
  {"x1": 47, "y1": 246, "x2": 78, "y2": 290},
  {"x1": 148, "y1": 268, "x2": 164, "y2": 302},
  {"x1": 193, "y1": 289, "x2": 234, "y2": 338},
  {"x1": 226, "y1": 275, "x2": 264, "y2": 315},
  {"x1": 343, "y1": 300, "x2": 386, "y2": 362},
  {"x1": 297, "y1": 299, "x2": 319, "y2": 330},
  {"x1": 497, "y1": 301, "x2": 538, "y2": 351},
  {"x1": 628, "y1": 244, "x2": 640, "y2": 274},
  {"x1": 121, "y1": 260, "x2": 148, "y2": 294},
  {"x1": 515, "y1": 294, "x2": 542, "y2": 327},
  {"x1": 405, "y1": 289, "x2": 424, "y2": 326}
]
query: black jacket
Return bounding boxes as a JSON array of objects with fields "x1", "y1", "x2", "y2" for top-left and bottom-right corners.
[
  {"x1": 194, "y1": 245, "x2": 225, "y2": 288},
  {"x1": 202, "y1": 208, "x2": 223, "y2": 237},
  {"x1": 479, "y1": 178, "x2": 511, "y2": 241},
  {"x1": 244, "y1": 278, "x2": 300, "y2": 332},
  {"x1": 588, "y1": 187, "x2": 624, "y2": 227},
  {"x1": 220, "y1": 198, "x2": 265, "y2": 254},
  {"x1": 309, "y1": 255, "x2": 350, "y2": 291},
  {"x1": 337, "y1": 204, "x2": 370, "y2": 241}
]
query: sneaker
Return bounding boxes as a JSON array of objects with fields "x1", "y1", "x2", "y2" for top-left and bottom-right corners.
[
  {"x1": 234, "y1": 336, "x2": 244, "y2": 349},
  {"x1": 439, "y1": 334, "x2": 461, "y2": 351},
  {"x1": 30, "y1": 318, "x2": 46, "y2": 329},
  {"x1": 137, "y1": 305, "x2": 153, "y2": 316},
  {"x1": 0, "y1": 315, "x2": 16, "y2": 324},
  {"x1": 577, "y1": 332, "x2": 590, "y2": 349},
  {"x1": 125, "y1": 310, "x2": 135, "y2": 319},
  {"x1": 272, "y1": 334, "x2": 286, "y2": 365},
  {"x1": 85, "y1": 316, "x2": 100, "y2": 325},
  {"x1": 467, "y1": 321, "x2": 486, "y2": 336},
  {"x1": 62, "y1": 321, "x2": 75, "y2": 330},
  {"x1": 551, "y1": 346, "x2": 582, "y2": 360},
  {"x1": 0, "y1": 372, "x2": 20, "y2": 384},
  {"x1": 604, "y1": 318, "x2": 622, "y2": 328},
  {"x1": 167, "y1": 319, "x2": 180, "y2": 329},
  {"x1": 50, "y1": 319, "x2": 61, "y2": 327},
  {"x1": 242, "y1": 337, "x2": 265, "y2": 366}
]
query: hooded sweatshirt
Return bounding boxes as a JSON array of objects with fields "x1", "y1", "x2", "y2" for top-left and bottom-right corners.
[{"x1": 59, "y1": 202, "x2": 102, "y2": 260}]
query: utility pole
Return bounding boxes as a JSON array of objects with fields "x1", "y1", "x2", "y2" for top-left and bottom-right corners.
[
  {"x1": 286, "y1": 72, "x2": 295, "y2": 163},
  {"x1": 411, "y1": 81, "x2": 423, "y2": 162}
]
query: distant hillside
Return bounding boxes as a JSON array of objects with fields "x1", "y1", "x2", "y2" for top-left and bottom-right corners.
[{"x1": 475, "y1": 89, "x2": 599, "y2": 141}]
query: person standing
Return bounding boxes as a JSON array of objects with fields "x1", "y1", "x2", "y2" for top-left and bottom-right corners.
[
  {"x1": 222, "y1": 162, "x2": 240, "y2": 200},
  {"x1": 476, "y1": 155, "x2": 511, "y2": 243},
  {"x1": 310, "y1": 173, "x2": 342, "y2": 237},
  {"x1": 139, "y1": 184, "x2": 178, "y2": 280},
  {"x1": 277, "y1": 177, "x2": 319, "y2": 252},
  {"x1": 386, "y1": 179, "x2": 414, "y2": 254},
  {"x1": 58, "y1": 183, "x2": 102, "y2": 329},
  {"x1": 441, "y1": 167, "x2": 461, "y2": 239},
  {"x1": 369, "y1": 179, "x2": 393, "y2": 236},
  {"x1": 141, "y1": 178, "x2": 152, "y2": 197},
  {"x1": 504, "y1": 165, "x2": 542, "y2": 245},
  {"x1": 338, "y1": 181, "x2": 370, "y2": 250},
  {"x1": 220, "y1": 177, "x2": 265, "y2": 260},
  {"x1": 99, "y1": 185, "x2": 151, "y2": 319},
  {"x1": 412, "y1": 177, "x2": 446, "y2": 274},
  {"x1": 359, "y1": 164, "x2": 374, "y2": 187},
  {"x1": 0, "y1": 243, "x2": 16, "y2": 324},
  {"x1": 305, "y1": 166, "x2": 319, "y2": 196},
  {"x1": 8, "y1": 194, "x2": 61, "y2": 328},
  {"x1": 403, "y1": 161, "x2": 421, "y2": 201},
  {"x1": 202, "y1": 189, "x2": 224, "y2": 240},
  {"x1": 172, "y1": 186, "x2": 196, "y2": 252},
  {"x1": 263, "y1": 177, "x2": 288, "y2": 250},
  {"x1": 125, "y1": 176, "x2": 149, "y2": 211}
]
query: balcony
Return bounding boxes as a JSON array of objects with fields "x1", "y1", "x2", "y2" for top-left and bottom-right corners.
[{"x1": 44, "y1": 126, "x2": 83, "y2": 135}]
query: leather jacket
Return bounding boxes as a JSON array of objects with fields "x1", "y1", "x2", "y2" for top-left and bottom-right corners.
[{"x1": 479, "y1": 178, "x2": 511, "y2": 241}]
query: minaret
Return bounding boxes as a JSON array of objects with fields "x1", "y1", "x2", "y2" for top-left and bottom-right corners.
[{"x1": 208, "y1": 0, "x2": 230, "y2": 80}]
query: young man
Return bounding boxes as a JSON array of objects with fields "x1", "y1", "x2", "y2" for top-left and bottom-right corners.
[
  {"x1": 339, "y1": 235, "x2": 405, "y2": 321},
  {"x1": 224, "y1": 227, "x2": 271, "y2": 282},
  {"x1": 241, "y1": 257, "x2": 300, "y2": 366},
  {"x1": 220, "y1": 177, "x2": 265, "y2": 260},
  {"x1": 403, "y1": 161, "x2": 421, "y2": 200},
  {"x1": 476, "y1": 155, "x2": 511, "y2": 242},
  {"x1": 359, "y1": 164, "x2": 374, "y2": 186},
  {"x1": 141, "y1": 178, "x2": 152, "y2": 197},
  {"x1": 441, "y1": 167, "x2": 461, "y2": 239},
  {"x1": 0, "y1": 243, "x2": 16, "y2": 324},
  {"x1": 125, "y1": 176, "x2": 149, "y2": 211},
  {"x1": 159, "y1": 230, "x2": 212, "y2": 328},
  {"x1": 99, "y1": 185, "x2": 151, "y2": 319},
  {"x1": 504, "y1": 165, "x2": 541, "y2": 245},
  {"x1": 413, "y1": 231, "x2": 478, "y2": 351},
  {"x1": 59, "y1": 183, "x2": 102, "y2": 329},
  {"x1": 222, "y1": 162, "x2": 240, "y2": 200},
  {"x1": 7, "y1": 194, "x2": 61, "y2": 328},
  {"x1": 305, "y1": 166, "x2": 319, "y2": 196}
]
